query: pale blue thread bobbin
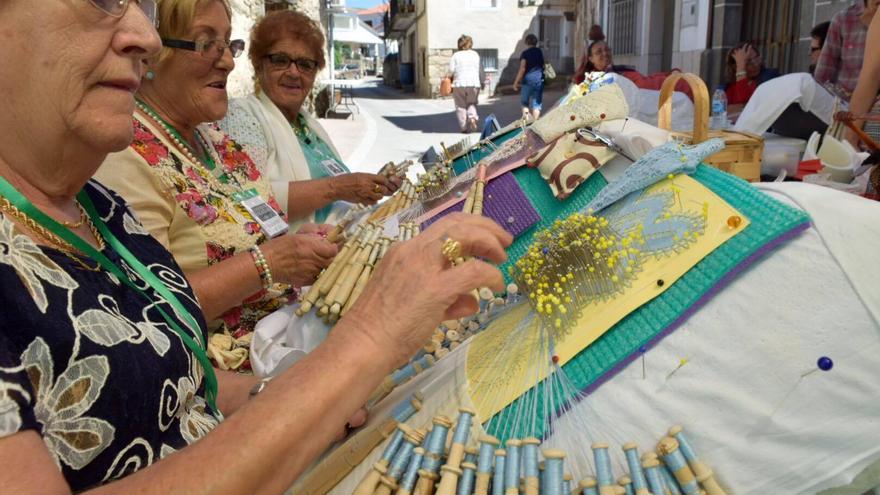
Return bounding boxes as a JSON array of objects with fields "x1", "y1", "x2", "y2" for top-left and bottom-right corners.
[
  {"x1": 618, "y1": 476, "x2": 635, "y2": 495},
  {"x1": 542, "y1": 449, "x2": 566, "y2": 495},
  {"x1": 421, "y1": 416, "x2": 453, "y2": 473},
  {"x1": 563, "y1": 473, "x2": 573, "y2": 495},
  {"x1": 522, "y1": 437, "x2": 541, "y2": 478},
  {"x1": 623, "y1": 442, "x2": 651, "y2": 495},
  {"x1": 660, "y1": 464, "x2": 683, "y2": 495},
  {"x1": 381, "y1": 425, "x2": 408, "y2": 463},
  {"x1": 399, "y1": 447, "x2": 425, "y2": 493},
  {"x1": 578, "y1": 477, "x2": 599, "y2": 495},
  {"x1": 475, "y1": 435, "x2": 500, "y2": 495},
  {"x1": 592, "y1": 442, "x2": 615, "y2": 489},
  {"x1": 435, "y1": 408, "x2": 476, "y2": 495},
  {"x1": 464, "y1": 446, "x2": 479, "y2": 466},
  {"x1": 457, "y1": 462, "x2": 477, "y2": 495},
  {"x1": 668, "y1": 425, "x2": 725, "y2": 495},
  {"x1": 642, "y1": 458, "x2": 666, "y2": 495},
  {"x1": 452, "y1": 408, "x2": 475, "y2": 446},
  {"x1": 387, "y1": 429, "x2": 424, "y2": 481},
  {"x1": 658, "y1": 437, "x2": 699, "y2": 495},
  {"x1": 492, "y1": 449, "x2": 507, "y2": 495},
  {"x1": 503, "y1": 439, "x2": 522, "y2": 494},
  {"x1": 391, "y1": 392, "x2": 423, "y2": 423}
]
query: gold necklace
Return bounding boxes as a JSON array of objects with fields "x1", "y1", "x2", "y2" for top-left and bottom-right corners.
[
  {"x1": 59, "y1": 201, "x2": 86, "y2": 228},
  {"x1": 0, "y1": 196, "x2": 105, "y2": 271}
]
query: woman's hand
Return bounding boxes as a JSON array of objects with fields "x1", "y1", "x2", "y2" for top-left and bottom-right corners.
[
  {"x1": 329, "y1": 173, "x2": 395, "y2": 205},
  {"x1": 341, "y1": 213, "x2": 513, "y2": 368},
  {"x1": 732, "y1": 44, "x2": 751, "y2": 72},
  {"x1": 513, "y1": 81, "x2": 521, "y2": 92},
  {"x1": 297, "y1": 222, "x2": 334, "y2": 237},
  {"x1": 262, "y1": 234, "x2": 338, "y2": 287}
]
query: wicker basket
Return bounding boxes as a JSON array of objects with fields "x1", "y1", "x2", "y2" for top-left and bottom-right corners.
[{"x1": 658, "y1": 72, "x2": 764, "y2": 182}]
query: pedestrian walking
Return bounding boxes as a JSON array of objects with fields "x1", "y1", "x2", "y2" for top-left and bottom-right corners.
[
  {"x1": 448, "y1": 34, "x2": 482, "y2": 133},
  {"x1": 513, "y1": 34, "x2": 545, "y2": 121}
]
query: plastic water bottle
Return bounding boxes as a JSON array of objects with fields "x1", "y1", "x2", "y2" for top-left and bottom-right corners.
[{"x1": 711, "y1": 86, "x2": 728, "y2": 130}]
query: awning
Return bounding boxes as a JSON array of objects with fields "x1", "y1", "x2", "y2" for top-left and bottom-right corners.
[{"x1": 334, "y1": 21, "x2": 383, "y2": 45}]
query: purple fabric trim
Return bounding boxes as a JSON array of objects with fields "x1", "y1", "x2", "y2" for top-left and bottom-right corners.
[{"x1": 420, "y1": 172, "x2": 541, "y2": 237}]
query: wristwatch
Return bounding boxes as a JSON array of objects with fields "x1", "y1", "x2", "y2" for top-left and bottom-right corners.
[{"x1": 249, "y1": 377, "x2": 272, "y2": 398}]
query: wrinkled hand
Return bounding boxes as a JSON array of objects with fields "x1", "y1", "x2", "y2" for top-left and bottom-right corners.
[
  {"x1": 330, "y1": 173, "x2": 395, "y2": 205},
  {"x1": 297, "y1": 222, "x2": 334, "y2": 237},
  {"x1": 732, "y1": 44, "x2": 751, "y2": 72},
  {"x1": 334, "y1": 407, "x2": 368, "y2": 442},
  {"x1": 342, "y1": 213, "x2": 513, "y2": 368},
  {"x1": 262, "y1": 233, "x2": 338, "y2": 287}
]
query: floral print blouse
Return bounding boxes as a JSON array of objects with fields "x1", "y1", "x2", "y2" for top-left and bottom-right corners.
[
  {"x1": 96, "y1": 115, "x2": 295, "y2": 371},
  {"x1": 0, "y1": 181, "x2": 220, "y2": 491}
]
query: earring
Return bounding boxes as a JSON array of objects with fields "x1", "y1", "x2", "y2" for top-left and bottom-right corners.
[{"x1": 145, "y1": 70, "x2": 156, "y2": 81}]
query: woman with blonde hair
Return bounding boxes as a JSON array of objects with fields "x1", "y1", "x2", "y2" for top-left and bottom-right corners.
[
  {"x1": 447, "y1": 34, "x2": 482, "y2": 133},
  {"x1": 96, "y1": 0, "x2": 340, "y2": 370}
]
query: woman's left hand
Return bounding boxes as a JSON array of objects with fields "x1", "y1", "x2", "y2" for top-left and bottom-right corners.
[
  {"x1": 297, "y1": 223, "x2": 334, "y2": 237},
  {"x1": 330, "y1": 173, "x2": 395, "y2": 205}
]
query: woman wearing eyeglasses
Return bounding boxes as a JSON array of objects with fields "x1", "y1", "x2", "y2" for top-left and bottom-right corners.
[
  {"x1": 220, "y1": 10, "x2": 398, "y2": 230},
  {"x1": 724, "y1": 42, "x2": 780, "y2": 106},
  {"x1": 0, "y1": 0, "x2": 510, "y2": 491},
  {"x1": 96, "y1": 0, "x2": 340, "y2": 372}
]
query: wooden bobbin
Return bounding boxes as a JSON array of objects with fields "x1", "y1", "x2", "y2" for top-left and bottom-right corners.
[
  {"x1": 668, "y1": 426, "x2": 726, "y2": 495},
  {"x1": 521, "y1": 437, "x2": 542, "y2": 495},
  {"x1": 434, "y1": 465, "x2": 463, "y2": 495},
  {"x1": 658, "y1": 436, "x2": 699, "y2": 495},
  {"x1": 413, "y1": 469, "x2": 439, "y2": 495},
  {"x1": 577, "y1": 477, "x2": 598, "y2": 495},
  {"x1": 352, "y1": 461, "x2": 387, "y2": 495}
]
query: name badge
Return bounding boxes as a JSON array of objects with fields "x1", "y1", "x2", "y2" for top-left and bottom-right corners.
[
  {"x1": 322, "y1": 159, "x2": 347, "y2": 177},
  {"x1": 238, "y1": 189, "x2": 288, "y2": 238}
]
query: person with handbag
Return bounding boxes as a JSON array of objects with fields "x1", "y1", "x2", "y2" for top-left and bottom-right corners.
[
  {"x1": 447, "y1": 34, "x2": 482, "y2": 133},
  {"x1": 513, "y1": 34, "x2": 545, "y2": 121}
]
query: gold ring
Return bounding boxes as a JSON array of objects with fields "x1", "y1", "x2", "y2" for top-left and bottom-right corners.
[
  {"x1": 373, "y1": 184, "x2": 382, "y2": 194},
  {"x1": 441, "y1": 237, "x2": 462, "y2": 264}
]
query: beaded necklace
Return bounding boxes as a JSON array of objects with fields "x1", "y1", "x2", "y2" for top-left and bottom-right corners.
[{"x1": 135, "y1": 100, "x2": 247, "y2": 199}]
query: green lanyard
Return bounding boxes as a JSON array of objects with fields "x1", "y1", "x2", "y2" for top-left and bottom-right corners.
[{"x1": 0, "y1": 177, "x2": 219, "y2": 413}]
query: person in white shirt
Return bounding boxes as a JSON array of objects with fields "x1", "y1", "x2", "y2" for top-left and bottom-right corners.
[{"x1": 448, "y1": 35, "x2": 482, "y2": 133}]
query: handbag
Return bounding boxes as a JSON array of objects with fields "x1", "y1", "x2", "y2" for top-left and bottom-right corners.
[
  {"x1": 440, "y1": 76, "x2": 453, "y2": 96},
  {"x1": 543, "y1": 62, "x2": 556, "y2": 80}
]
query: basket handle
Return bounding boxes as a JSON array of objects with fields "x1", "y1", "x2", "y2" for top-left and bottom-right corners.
[{"x1": 658, "y1": 72, "x2": 710, "y2": 144}]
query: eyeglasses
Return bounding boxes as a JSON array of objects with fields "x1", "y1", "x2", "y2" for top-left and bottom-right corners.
[
  {"x1": 810, "y1": 46, "x2": 822, "y2": 53},
  {"x1": 88, "y1": 0, "x2": 158, "y2": 27},
  {"x1": 162, "y1": 38, "x2": 246, "y2": 59},
  {"x1": 265, "y1": 53, "x2": 320, "y2": 75}
]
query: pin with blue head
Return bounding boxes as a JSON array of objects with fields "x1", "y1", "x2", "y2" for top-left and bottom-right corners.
[
  {"x1": 504, "y1": 439, "x2": 522, "y2": 495},
  {"x1": 578, "y1": 477, "x2": 599, "y2": 495},
  {"x1": 457, "y1": 461, "x2": 477, "y2": 495},
  {"x1": 592, "y1": 442, "x2": 615, "y2": 491},
  {"x1": 657, "y1": 437, "x2": 699, "y2": 495},
  {"x1": 622, "y1": 442, "x2": 650, "y2": 495},
  {"x1": 541, "y1": 449, "x2": 566, "y2": 495},
  {"x1": 492, "y1": 449, "x2": 507, "y2": 495},
  {"x1": 642, "y1": 457, "x2": 666, "y2": 495},
  {"x1": 667, "y1": 425, "x2": 726, "y2": 495}
]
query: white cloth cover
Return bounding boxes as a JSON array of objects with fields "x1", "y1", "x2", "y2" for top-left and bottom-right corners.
[
  {"x1": 250, "y1": 300, "x2": 331, "y2": 378},
  {"x1": 734, "y1": 73, "x2": 837, "y2": 136},
  {"x1": 605, "y1": 73, "x2": 696, "y2": 131},
  {"x1": 220, "y1": 92, "x2": 342, "y2": 229},
  {"x1": 321, "y1": 182, "x2": 880, "y2": 495}
]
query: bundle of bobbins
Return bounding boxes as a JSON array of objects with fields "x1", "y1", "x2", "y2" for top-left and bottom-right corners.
[
  {"x1": 314, "y1": 405, "x2": 727, "y2": 495},
  {"x1": 369, "y1": 180, "x2": 418, "y2": 223},
  {"x1": 297, "y1": 221, "x2": 421, "y2": 323}
]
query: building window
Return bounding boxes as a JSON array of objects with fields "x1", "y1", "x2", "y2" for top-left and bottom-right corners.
[
  {"x1": 467, "y1": 0, "x2": 500, "y2": 10},
  {"x1": 474, "y1": 48, "x2": 499, "y2": 71},
  {"x1": 608, "y1": 0, "x2": 638, "y2": 55}
]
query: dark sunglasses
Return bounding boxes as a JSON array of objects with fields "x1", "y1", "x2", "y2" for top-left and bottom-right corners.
[
  {"x1": 88, "y1": 0, "x2": 158, "y2": 27},
  {"x1": 162, "y1": 38, "x2": 246, "y2": 59},
  {"x1": 265, "y1": 53, "x2": 320, "y2": 74}
]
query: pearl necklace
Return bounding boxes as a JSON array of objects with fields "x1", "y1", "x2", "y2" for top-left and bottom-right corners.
[{"x1": 135, "y1": 101, "x2": 242, "y2": 198}]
